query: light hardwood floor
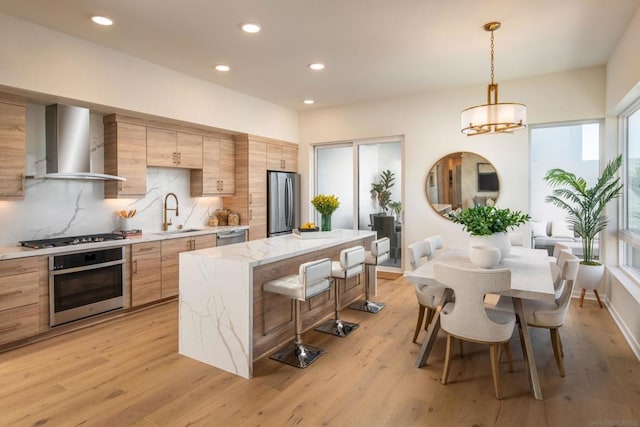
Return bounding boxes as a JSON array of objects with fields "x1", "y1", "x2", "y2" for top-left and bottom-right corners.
[{"x1": 1, "y1": 276, "x2": 639, "y2": 426}]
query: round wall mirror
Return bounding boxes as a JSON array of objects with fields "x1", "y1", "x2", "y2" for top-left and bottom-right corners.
[{"x1": 425, "y1": 152, "x2": 499, "y2": 218}]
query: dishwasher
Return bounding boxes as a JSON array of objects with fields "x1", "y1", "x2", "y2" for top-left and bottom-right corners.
[{"x1": 216, "y1": 229, "x2": 247, "y2": 246}]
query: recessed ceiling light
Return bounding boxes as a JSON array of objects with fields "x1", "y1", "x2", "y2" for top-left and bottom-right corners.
[
  {"x1": 308, "y1": 63, "x2": 325, "y2": 71},
  {"x1": 241, "y1": 23, "x2": 261, "y2": 33},
  {"x1": 303, "y1": 100, "x2": 315, "y2": 105},
  {"x1": 91, "y1": 15, "x2": 113, "y2": 26},
  {"x1": 214, "y1": 64, "x2": 230, "y2": 72}
]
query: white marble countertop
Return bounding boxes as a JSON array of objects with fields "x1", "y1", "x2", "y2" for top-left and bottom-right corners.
[
  {"x1": 184, "y1": 229, "x2": 376, "y2": 267},
  {"x1": 0, "y1": 225, "x2": 249, "y2": 260}
]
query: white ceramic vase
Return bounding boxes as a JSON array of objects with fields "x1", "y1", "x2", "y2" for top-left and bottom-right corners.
[
  {"x1": 469, "y1": 245, "x2": 502, "y2": 268},
  {"x1": 469, "y1": 232, "x2": 511, "y2": 261}
]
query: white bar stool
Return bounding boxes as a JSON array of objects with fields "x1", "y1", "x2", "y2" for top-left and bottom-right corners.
[
  {"x1": 263, "y1": 258, "x2": 333, "y2": 368},
  {"x1": 315, "y1": 246, "x2": 364, "y2": 337},
  {"x1": 348, "y1": 237, "x2": 389, "y2": 314}
]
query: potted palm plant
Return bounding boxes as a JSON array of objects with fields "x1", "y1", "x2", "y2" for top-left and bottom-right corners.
[
  {"x1": 447, "y1": 205, "x2": 530, "y2": 260},
  {"x1": 543, "y1": 155, "x2": 623, "y2": 307}
]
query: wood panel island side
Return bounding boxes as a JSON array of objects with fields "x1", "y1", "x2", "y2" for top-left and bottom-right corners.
[{"x1": 178, "y1": 229, "x2": 376, "y2": 378}]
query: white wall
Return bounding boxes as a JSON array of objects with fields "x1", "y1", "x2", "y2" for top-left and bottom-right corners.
[{"x1": 299, "y1": 67, "x2": 606, "y2": 260}]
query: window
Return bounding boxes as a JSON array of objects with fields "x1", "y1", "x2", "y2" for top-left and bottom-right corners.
[{"x1": 621, "y1": 102, "x2": 640, "y2": 276}]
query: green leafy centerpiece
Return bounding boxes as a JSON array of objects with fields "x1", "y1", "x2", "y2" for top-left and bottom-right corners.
[
  {"x1": 311, "y1": 194, "x2": 340, "y2": 231},
  {"x1": 447, "y1": 205, "x2": 530, "y2": 260}
]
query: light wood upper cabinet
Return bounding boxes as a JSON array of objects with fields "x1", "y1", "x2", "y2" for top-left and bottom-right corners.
[
  {"x1": 0, "y1": 93, "x2": 26, "y2": 200},
  {"x1": 103, "y1": 116, "x2": 147, "y2": 198},
  {"x1": 131, "y1": 241, "x2": 162, "y2": 307},
  {"x1": 190, "y1": 135, "x2": 236, "y2": 196},
  {"x1": 147, "y1": 127, "x2": 203, "y2": 169},
  {"x1": 160, "y1": 234, "x2": 217, "y2": 299},
  {"x1": 266, "y1": 142, "x2": 297, "y2": 172}
]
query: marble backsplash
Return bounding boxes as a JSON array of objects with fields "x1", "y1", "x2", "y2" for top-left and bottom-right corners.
[{"x1": 0, "y1": 104, "x2": 222, "y2": 247}]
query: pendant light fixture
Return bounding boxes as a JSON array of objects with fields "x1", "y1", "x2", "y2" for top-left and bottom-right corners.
[{"x1": 461, "y1": 22, "x2": 526, "y2": 136}]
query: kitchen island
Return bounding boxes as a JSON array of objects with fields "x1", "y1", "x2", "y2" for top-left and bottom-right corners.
[{"x1": 178, "y1": 229, "x2": 376, "y2": 378}]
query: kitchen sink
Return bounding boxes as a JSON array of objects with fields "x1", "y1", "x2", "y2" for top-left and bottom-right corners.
[{"x1": 156, "y1": 228, "x2": 203, "y2": 235}]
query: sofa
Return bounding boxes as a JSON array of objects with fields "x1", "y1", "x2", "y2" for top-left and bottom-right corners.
[{"x1": 530, "y1": 220, "x2": 598, "y2": 259}]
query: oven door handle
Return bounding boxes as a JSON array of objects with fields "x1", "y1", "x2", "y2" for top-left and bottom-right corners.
[{"x1": 49, "y1": 259, "x2": 125, "y2": 275}]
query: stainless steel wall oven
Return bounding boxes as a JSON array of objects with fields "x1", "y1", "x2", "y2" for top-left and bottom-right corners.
[{"x1": 49, "y1": 247, "x2": 125, "y2": 326}]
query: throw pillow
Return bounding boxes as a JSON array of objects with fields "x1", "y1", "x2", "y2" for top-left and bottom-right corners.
[
  {"x1": 530, "y1": 221, "x2": 548, "y2": 237},
  {"x1": 551, "y1": 221, "x2": 574, "y2": 238}
]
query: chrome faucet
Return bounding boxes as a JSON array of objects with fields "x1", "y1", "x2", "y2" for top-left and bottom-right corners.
[{"x1": 163, "y1": 192, "x2": 179, "y2": 231}]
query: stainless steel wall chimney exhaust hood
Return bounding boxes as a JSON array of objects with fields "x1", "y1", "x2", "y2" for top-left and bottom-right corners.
[{"x1": 41, "y1": 104, "x2": 125, "y2": 181}]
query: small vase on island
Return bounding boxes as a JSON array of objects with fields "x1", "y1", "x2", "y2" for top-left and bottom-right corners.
[{"x1": 321, "y1": 214, "x2": 332, "y2": 231}]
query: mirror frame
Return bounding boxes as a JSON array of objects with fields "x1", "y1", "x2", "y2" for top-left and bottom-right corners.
[{"x1": 425, "y1": 152, "x2": 499, "y2": 218}]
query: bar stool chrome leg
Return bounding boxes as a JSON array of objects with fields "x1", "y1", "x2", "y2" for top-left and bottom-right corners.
[
  {"x1": 315, "y1": 278, "x2": 359, "y2": 337},
  {"x1": 270, "y1": 299, "x2": 325, "y2": 368},
  {"x1": 348, "y1": 237, "x2": 389, "y2": 314},
  {"x1": 348, "y1": 264, "x2": 385, "y2": 313}
]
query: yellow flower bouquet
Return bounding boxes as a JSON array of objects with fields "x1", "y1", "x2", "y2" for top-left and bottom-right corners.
[
  {"x1": 311, "y1": 194, "x2": 340, "y2": 215},
  {"x1": 311, "y1": 194, "x2": 340, "y2": 231}
]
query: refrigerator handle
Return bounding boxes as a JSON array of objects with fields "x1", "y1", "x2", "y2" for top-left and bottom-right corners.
[{"x1": 285, "y1": 176, "x2": 293, "y2": 227}]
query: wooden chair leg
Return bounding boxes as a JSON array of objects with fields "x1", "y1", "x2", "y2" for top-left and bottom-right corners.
[
  {"x1": 442, "y1": 335, "x2": 454, "y2": 385},
  {"x1": 458, "y1": 339, "x2": 464, "y2": 356},
  {"x1": 413, "y1": 305, "x2": 426, "y2": 344},
  {"x1": 489, "y1": 344, "x2": 502, "y2": 400},
  {"x1": 558, "y1": 332, "x2": 564, "y2": 358},
  {"x1": 426, "y1": 308, "x2": 435, "y2": 329},
  {"x1": 503, "y1": 342, "x2": 514, "y2": 372},
  {"x1": 593, "y1": 290, "x2": 604, "y2": 308},
  {"x1": 579, "y1": 289, "x2": 586, "y2": 307},
  {"x1": 550, "y1": 328, "x2": 565, "y2": 377}
]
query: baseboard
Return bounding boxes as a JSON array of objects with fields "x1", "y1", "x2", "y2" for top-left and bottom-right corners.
[
  {"x1": 377, "y1": 271, "x2": 401, "y2": 280},
  {"x1": 602, "y1": 296, "x2": 640, "y2": 363}
]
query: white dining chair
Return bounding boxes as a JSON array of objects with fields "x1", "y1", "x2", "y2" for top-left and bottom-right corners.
[
  {"x1": 550, "y1": 242, "x2": 572, "y2": 280},
  {"x1": 435, "y1": 262, "x2": 515, "y2": 400},
  {"x1": 407, "y1": 237, "x2": 445, "y2": 343},
  {"x1": 508, "y1": 233, "x2": 524, "y2": 246},
  {"x1": 495, "y1": 252, "x2": 580, "y2": 376}
]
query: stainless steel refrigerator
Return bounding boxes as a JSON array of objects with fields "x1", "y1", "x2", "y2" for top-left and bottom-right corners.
[{"x1": 267, "y1": 171, "x2": 300, "y2": 237}]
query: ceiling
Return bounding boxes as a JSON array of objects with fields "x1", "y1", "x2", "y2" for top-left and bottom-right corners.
[{"x1": 1, "y1": 0, "x2": 639, "y2": 111}]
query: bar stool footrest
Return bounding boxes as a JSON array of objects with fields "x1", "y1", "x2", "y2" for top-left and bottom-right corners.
[
  {"x1": 348, "y1": 299, "x2": 385, "y2": 313},
  {"x1": 269, "y1": 343, "x2": 325, "y2": 368},
  {"x1": 314, "y1": 319, "x2": 359, "y2": 337}
]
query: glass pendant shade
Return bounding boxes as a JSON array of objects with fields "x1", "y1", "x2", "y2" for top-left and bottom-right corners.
[{"x1": 461, "y1": 99, "x2": 527, "y2": 135}]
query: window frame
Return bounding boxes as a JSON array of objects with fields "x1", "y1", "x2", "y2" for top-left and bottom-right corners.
[{"x1": 619, "y1": 97, "x2": 640, "y2": 280}]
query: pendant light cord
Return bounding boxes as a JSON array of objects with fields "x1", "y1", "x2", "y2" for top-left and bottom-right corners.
[{"x1": 490, "y1": 29, "x2": 495, "y2": 86}]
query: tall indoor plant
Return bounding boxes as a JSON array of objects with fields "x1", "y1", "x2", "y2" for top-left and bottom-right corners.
[
  {"x1": 543, "y1": 155, "x2": 623, "y2": 308},
  {"x1": 447, "y1": 205, "x2": 530, "y2": 259},
  {"x1": 543, "y1": 155, "x2": 623, "y2": 265}
]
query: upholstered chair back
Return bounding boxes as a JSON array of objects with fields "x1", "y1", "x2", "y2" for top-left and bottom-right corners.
[{"x1": 436, "y1": 263, "x2": 513, "y2": 343}]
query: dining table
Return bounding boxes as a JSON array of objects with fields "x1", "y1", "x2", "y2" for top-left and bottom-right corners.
[{"x1": 404, "y1": 245, "x2": 555, "y2": 400}]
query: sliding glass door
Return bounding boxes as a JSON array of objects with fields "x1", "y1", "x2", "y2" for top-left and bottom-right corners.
[{"x1": 315, "y1": 137, "x2": 403, "y2": 269}]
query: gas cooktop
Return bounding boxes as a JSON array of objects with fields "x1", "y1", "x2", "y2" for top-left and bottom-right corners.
[{"x1": 20, "y1": 233, "x2": 126, "y2": 249}]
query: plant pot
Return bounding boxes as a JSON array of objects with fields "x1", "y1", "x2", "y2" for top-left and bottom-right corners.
[
  {"x1": 320, "y1": 214, "x2": 332, "y2": 231},
  {"x1": 575, "y1": 263, "x2": 605, "y2": 291},
  {"x1": 469, "y1": 232, "x2": 511, "y2": 261},
  {"x1": 469, "y1": 245, "x2": 501, "y2": 268}
]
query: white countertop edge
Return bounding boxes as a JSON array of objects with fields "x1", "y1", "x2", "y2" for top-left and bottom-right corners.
[
  {"x1": 183, "y1": 229, "x2": 376, "y2": 267},
  {"x1": 0, "y1": 225, "x2": 249, "y2": 260}
]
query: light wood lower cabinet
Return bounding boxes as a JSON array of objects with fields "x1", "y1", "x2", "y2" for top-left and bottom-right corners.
[
  {"x1": 0, "y1": 257, "x2": 41, "y2": 346},
  {"x1": 161, "y1": 234, "x2": 217, "y2": 298},
  {"x1": 131, "y1": 241, "x2": 162, "y2": 307}
]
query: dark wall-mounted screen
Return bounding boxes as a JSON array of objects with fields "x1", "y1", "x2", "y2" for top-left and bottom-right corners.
[{"x1": 477, "y1": 163, "x2": 499, "y2": 192}]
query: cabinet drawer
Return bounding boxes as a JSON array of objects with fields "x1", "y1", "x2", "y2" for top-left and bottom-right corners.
[
  {"x1": 0, "y1": 270, "x2": 39, "y2": 311},
  {"x1": 131, "y1": 241, "x2": 161, "y2": 256},
  {"x1": 0, "y1": 303, "x2": 39, "y2": 346}
]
